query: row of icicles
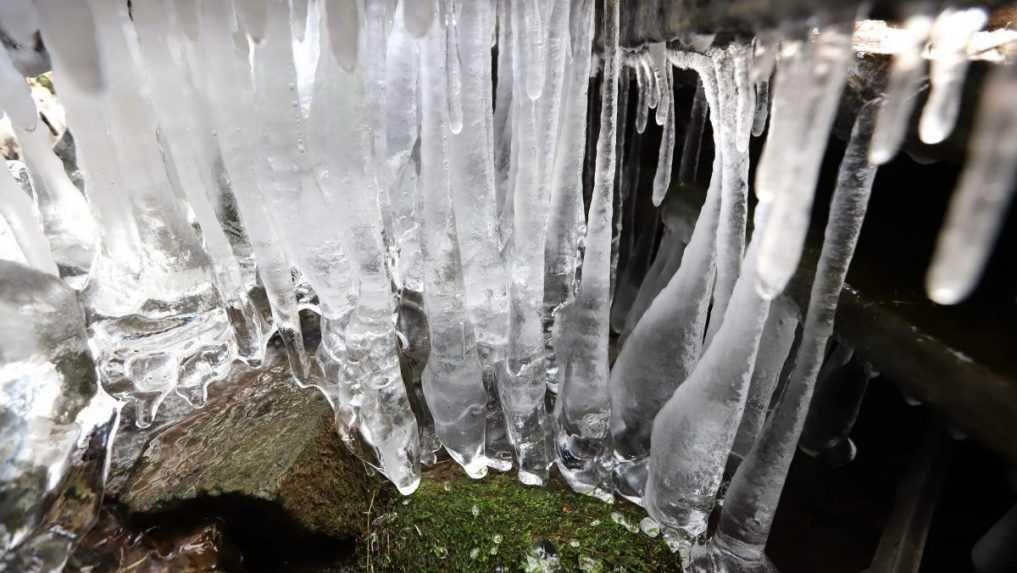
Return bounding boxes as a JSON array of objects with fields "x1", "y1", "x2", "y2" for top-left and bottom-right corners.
[{"x1": 0, "y1": 0, "x2": 1014, "y2": 568}]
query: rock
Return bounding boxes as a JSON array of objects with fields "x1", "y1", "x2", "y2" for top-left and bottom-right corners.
[
  {"x1": 356, "y1": 464, "x2": 679, "y2": 572},
  {"x1": 117, "y1": 355, "x2": 376, "y2": 542}
]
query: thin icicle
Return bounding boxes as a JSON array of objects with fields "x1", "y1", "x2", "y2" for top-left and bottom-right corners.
[
  {"x1": 493, "y1": 0, "x2": 514, "y2": 233},
  {"x1": 634, "y1": 59, "x2": 650, "y2": 134},
  {"x1": 0, "y1": 46, "x2": 37, "y2": 132},
  {"x1": 443, "y1": 0, "x2": 465, "y2": 134},
  {"x1": 732, "y1": 44, "x2": 755, "y2": 153},
  {"x1": 705, "y1": 46, "x2": 751, "y2": 344},
  {"x1": 650, "y1": 44, "x2": 669, "y2": 126},
  {"x1": 677, "y1": 80, "x2": 707, "y2": 185},
  {"x1": 555, "y1": 0, "x2": 618, "y2": 501},
  {"x1": 12, "y1": 123, "x2": 97, "y2": 289},
  {"x1": 650, "y1": 64, "x2": 675, "y2": 207},
  {"x1": 0, "y1": 167, "x2": 57, "y2": 276},
  {"x1": 926, "y1": 63, "x2": 1017, "y2": 305},
  {"x1": 869, "y1": 12, "x2": 933, "y2": 164},
  {"x1": 918, "y1": 7, "x2": 986, "y2": 145},
  {"x1": 751, "y1": 78, "x2": 769, "y2": 137},
  {"x1": 753, "y1": 27, "x2": 853, "y2": 301},
  {"x1": 643, "y1": 56, "x2": 660, "y2": 111},
  {"x1": 522, "y1": 0, "x2": 546, "y2": 100}
]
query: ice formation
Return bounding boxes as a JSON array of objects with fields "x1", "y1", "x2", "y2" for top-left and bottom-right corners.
[{"x1": 0, "y1": 0, "x2": 1014, "y2": 569}]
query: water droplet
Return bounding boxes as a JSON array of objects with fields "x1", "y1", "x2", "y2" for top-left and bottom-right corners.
[
  {"x1": 470, "y1": 547, "x2": 481, "y2": 560},
  {"x1": 493, "y1": 534, "x2": 503, "y2": 544},
  {"x1": 638, "y1": 517, "x2": 660, "y2": 538},
  {"x1": 433, "y1": 545, "x2": 449, "y2": 560},
  {"x1": 471, "y1": 504, "x2": 480, "y2": 517}
]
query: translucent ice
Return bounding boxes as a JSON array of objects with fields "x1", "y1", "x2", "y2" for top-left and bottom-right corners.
[{"x1": 918, "y1": 7, "x2": 986, "y2": 145}]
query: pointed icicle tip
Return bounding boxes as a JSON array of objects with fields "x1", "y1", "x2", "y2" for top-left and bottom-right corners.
[
  {"x1": 404, "y1": 0, "x2": 435, "y2": 38},
  {"x1": 326, "y1": 0, "x2": 360, "y2": 72}
]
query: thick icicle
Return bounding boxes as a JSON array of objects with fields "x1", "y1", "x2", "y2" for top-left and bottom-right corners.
[
  {"x1": 869, "y1": 12, "x2": 933, "y2": 164},
  {"x1": 46, "y1": 0, "x2": 235, "y2": 427},
  {"x1": 689, "y1": 101, "x2": 880, "y2": 573},
  {"x1": 307, "y1": 0, "x2": 422, "y2": 494},
  {"x1": 501, "y1": 0, "x2": 554, "y2": 485},
  {"x1": 134, "y1": 0, "x2": 270, "y2": 366},
  {"x1": 643, "y1": 205, "x2": 774, "y2": 548},
  {"x1": 448, "y1": 0, "x2": 514, "y2": 471},
  {"x1": 727, "y1": 296, "x2": 799, "y2": 471},
  {"x1": 31, "y1": 0, "x2": 104, "y2": 93},
  {"x1": 650, "y1": 63, "x2": 676, "y2": 207},
  {"x1": 404, "y1": 0, "x2": 434, "y2": 38},
  {"x1": 196, "y1": 0, "x2": 310, "y2": 384},
  {"x1": 554, "y1": 0, "x2": 617, "y2": 501},
  {"x1": 918, "y1": 7, "x2": 986, "y2": 145},
  {"x1": 609, "y1": 49, "x2": 723, "y2": 504},
  {"x1": 732, "y1": 44, "x2": 755, "y2": 153},
  {"x1": 418, "y1": 15, "x2": 489, "y2": 478},
  {"x1": 0, "y1": 46, "x2": 37, "y2": 132},
  {"x1": 753, "y1": 27, "x2": 853, "y2": 301},
  {"x1": 678, "y1": 80, "x2": 707, "y2": 185},
  {"x1": 0, "y1": 166, "x2": 58, "y2": 276},
  {"x1": 926, "y1": 63, "x2": 1017, "y2": 305},
  {"x1": 12, "y1": 123, "x2": 97, "y2": 288},
  {"x1": 325, "y1": 0, "x2": 359, "y2": 71}
]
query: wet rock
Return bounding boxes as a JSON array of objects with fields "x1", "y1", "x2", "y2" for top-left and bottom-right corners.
[{"x1": 116, "y1": 356, "x2": 376, "y2": 542}]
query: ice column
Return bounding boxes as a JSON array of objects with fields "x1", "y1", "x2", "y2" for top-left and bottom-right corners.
[
  {"x1": 12, "y1": 123, "x2": 97, "y2": 290},
  {"x1": 418, "y1": 11, "x2": 489, "y2": 479},
  {"x1": 312, "y1": 0, "x2": 423, "y2": 493},
  {"x1": 689, "y1": 102, "x2": 880, "y2": 573},
  {"x1": 42, "y1": 0, "x2": 235, "y2": 427},
  {"x1": 643, "y1": 206, "x2": 774, "y2": 547},
  {"x1": 195, "y1": 0, "x2": 310, "y2": 384},
  {"x1": 753, "y1": 27, "x2": 853, "y2": 300},
  {"x1": 918, "y1": 7, "x2": 986, "y2": 145},
  {"x1": 501, "y1": 0, "x2": 557, "y2": 485},
  {"x1": 447, "y1": 0, "x2": 514, "y2": 471},
  {"x1": 0, "y1": 262, "x2": 116, "y2": 570},
  {"x1": 554, "y1": 0, "x2": 618, "y2": 501},
  {"x1": 133, "y1": 0, "x2": 269, "y2": 366},
  {"x1": 926, "y1": 63, "x2": 1017, "y2": 305}
]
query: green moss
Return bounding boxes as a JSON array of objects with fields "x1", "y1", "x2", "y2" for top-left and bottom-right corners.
[{"x1": 356, "y1": 465, "x2": 680, "y2": 572}]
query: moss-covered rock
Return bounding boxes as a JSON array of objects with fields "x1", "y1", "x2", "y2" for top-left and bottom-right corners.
[{"x1": 357, "y1": 464, "x2": 680, "y2": 572}]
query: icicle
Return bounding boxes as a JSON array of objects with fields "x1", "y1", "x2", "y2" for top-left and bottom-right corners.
[
  {"x1": 918, "y1": 7, "x2": 986, "y2": 145},
  {"x1": 325, "y1": 0, "x2": 359, "y2": 71},
  {"x1": 690, "y1": 101, "x2": 880, "y2": 572},
  {"x1": 650, "y1": 44, "x2": 669, "y2": 126},
  {"x1": 362, "y1": 0, "x2": 390, "y2": 175},
  {"x1": 800, "y1": 340, "x2": 876, "y2": 466},
  {"x1": 448, "y1": 0, "x2": 514, "y2": 472},
  {"x1": 196, "y1": 0, "x2": 311, "y2": 385},
  {"x1": 608, "y1": 66, "x2": 631, "y2": 314},
  {"x1": 732, "y1": 44, "x2": 755, "y2": 153},
  {"x1": 0, "y1": 167, "x2": 58, "y2": 276},
  {"x1": 677, "y1": 80, "x2": 707, "y2": 185},
  {"x1": 32, "y1": 0, "x2": 104, "y2": 92},
  {"x1": 554, "y1": 0, "x2": 617, "y2": 501},
  {"x1": 493, "y1": 0, "x2": 514, "y2": 233},
  {"x1": 134, "y1": 0, "x2": 270, "y2": 366},
  {"x1": 751, "y1": 78, "x2": 769, "y2": 137},
  {"x1": 0, "y1": 46, "x2": 37, "y2": 132},
  {"x1": 418, "y1": 13, "x2": 489, "y2": 478},
  {"x1": 727, "y1": 295, "x2": 799, "y2": 471},
  {"x1": 650, "y1": 64, "x2": 675, "y2": 207},
  {"x1": 522, "y1": 0, "x2": 546, "y2": 100},
  {"x1": 705, "y1": 46, "x2": 751, "y2": 345},
  {"x1": 444, "y1": 1, "x2": 465, "y2": 134},
  {"x1": 634, "y1": 60, "x2": 650, "y2": 134},
  {"x1": 404, "y1": 0, "x2": 434, "y2": 38},
  {"x1": 753, "y1": 27, "x2": 853, "y2": 301},
  {"x1": 609, "y1": 48, "x2": 723, "y2": 504},
  {"x1": 291, "y1": 0, "x2": 310, "y2": 41},
  {"x1": 235, "y1": 0, "x2": 268, "y2": 41},
  {"x1": 12, "y1": 123, "x2": 98, "y2": 289},
  {"x1": 926, "y1": 63, "x2": 1017, "y2": 305},
  {"x1": 869, "y1": 12, "x2": 933, "y2": 164},
  {"x1": 501, "y1": 0, "x2": 556, "y2": 486}
]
